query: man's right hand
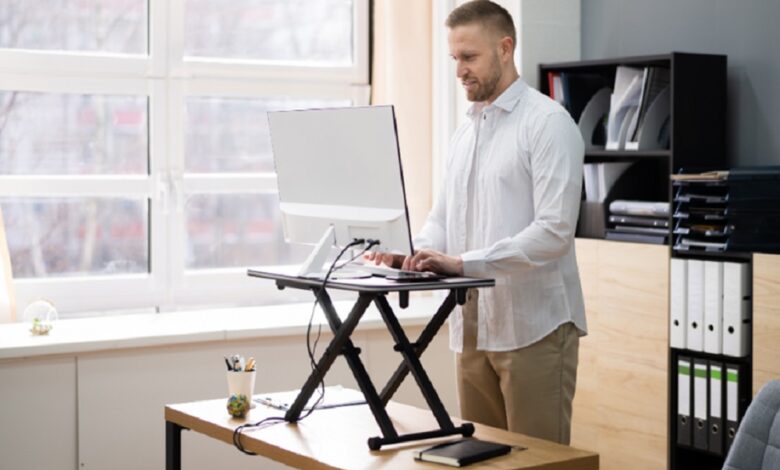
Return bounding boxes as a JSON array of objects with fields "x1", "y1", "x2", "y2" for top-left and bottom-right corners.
[{"x1": 364, "y1": 251, "x2": 407, "y2": 269}]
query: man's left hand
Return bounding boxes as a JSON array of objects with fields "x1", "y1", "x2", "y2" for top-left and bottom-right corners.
[{"x1": 402, "y1": 249, "x2": 464, "y2": 276}]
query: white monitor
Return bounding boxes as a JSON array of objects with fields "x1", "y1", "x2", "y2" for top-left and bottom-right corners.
[{"x1": 268, "y1": 105, "x2": 414, "y2": 277}]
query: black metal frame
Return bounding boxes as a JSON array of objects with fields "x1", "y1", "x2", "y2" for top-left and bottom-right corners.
[{"x1": 277, "y1": 278, "x2": 475, "y2": 450}]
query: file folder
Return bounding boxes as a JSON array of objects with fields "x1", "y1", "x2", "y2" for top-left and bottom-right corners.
[
  {"x1": 703, "y1": 261, "x2": 724, "y2": 354},
  {"x1": 676, "y1": 356, "x2": 692, "y2": 446},
  {"x1": 670, "y1": 259, "x2": 687, "y2": 349},
  {"x1": 723, "y1": 262, "x2": 751, "y2": 357},
  {"x1": 725, "y1": 364, "x2": 743, "y2": 453},
  {"x1": 708, "y1": 362, "x2": 724, "y2": 455},
  {"x1": 693, "y1": 359, "x2": 709, "y2": 450},
  {"x1": 687, "y1": 260, "x2": 705, "y2": 351}
]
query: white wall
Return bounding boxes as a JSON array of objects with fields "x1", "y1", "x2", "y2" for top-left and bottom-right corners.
[{"x1": 0, "y1": 325, "x2": 456, "y2": 470}]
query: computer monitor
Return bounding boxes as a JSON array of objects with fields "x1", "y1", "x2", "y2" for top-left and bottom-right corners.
[{"x1": 267, "y1": 105, "x2": 414, "y2": 277}]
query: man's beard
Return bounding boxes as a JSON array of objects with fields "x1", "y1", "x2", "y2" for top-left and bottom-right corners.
[{"x1": 466, "y1": 56, "x2": 502, "y2": 102}]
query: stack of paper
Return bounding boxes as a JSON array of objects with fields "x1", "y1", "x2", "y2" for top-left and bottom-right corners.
[{"x1": 606, "y1": 199, "x2": 670, "y2": 244}]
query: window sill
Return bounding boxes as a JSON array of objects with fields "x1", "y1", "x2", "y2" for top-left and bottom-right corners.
[{"x1": 0, "y1": 295, "x2": 445, "y2": 360}]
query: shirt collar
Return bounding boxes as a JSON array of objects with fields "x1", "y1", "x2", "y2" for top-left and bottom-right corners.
[{"x1": 466, "y1": 77, "x2": 528, "y2": 118}]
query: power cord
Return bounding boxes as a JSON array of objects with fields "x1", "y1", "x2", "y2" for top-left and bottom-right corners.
[
  {"x1": 332, "y1": 239, "x2": 381, "y2": 273},
  {"x1": 307, "y1": 239, "x2": 380, "y2": 388},
  {"x1": 232, "y1": 238, "x2": 379, "y2": 455}
]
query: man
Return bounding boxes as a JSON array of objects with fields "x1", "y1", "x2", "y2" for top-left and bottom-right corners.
[{"x1": 371, "y1": 0, "x2": 586, "y2": 444}]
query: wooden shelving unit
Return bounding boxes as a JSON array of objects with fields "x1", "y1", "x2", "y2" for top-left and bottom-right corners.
[{"x1": 573, "y1": 240, "x2": 780, "y2": 470}]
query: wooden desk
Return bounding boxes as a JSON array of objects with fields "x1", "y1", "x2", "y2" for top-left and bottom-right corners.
[{"x1": 165, "y1": 398, "x2": 599, "y2": 469}]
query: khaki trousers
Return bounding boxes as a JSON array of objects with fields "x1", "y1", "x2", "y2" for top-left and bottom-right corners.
[{"x1": 455, "y1": 289, "x2": 579, "y2": 444}]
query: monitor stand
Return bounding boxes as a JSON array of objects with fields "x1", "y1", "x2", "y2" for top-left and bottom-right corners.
[
  {"x1": 298, "y1": 226, "x2": 373, "y2": 280},
  {"x1": 298, "y1": 226, "x2": 336, "y2": 278}
]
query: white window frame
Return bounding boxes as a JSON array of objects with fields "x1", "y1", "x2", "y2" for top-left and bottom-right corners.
[
  {"x1": 168, "y1": 0, "x2": 370, "y2": 84},
  {"x1": 0, "y1": 0, "x2": 371, "y2": 316},
  {"x1": 168, "y1": 79, "x2": 369, "y2": 310}
]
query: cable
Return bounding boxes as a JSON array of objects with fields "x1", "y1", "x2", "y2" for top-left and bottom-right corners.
[
  {"x1": 232, "y1": 238, "x2": 377, "y2": 455},
  {"x1": 307, "y1": 239, "x2": 379, "y2": 394},
  {"x1": 331, "y1": 239, "x2": 381, "y2": 274},
  {"x1": 310, "y1": 240, "x2": 380, "y2": 358},
  {"x1": 232, "y1": 416, "x2": 286, "y2": 454},
  {"x1": 303, "y1": 239, "x2": 376, "y2": 416}
]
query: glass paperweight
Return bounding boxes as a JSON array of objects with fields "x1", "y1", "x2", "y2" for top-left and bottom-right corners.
[{"x1": 22, "y1": 300, "x2": 58, "y2": 336}]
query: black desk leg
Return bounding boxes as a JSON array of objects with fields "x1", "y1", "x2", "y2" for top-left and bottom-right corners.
[
  {"x1": 379, "y1": 290, "x2": 458, "y2": 405},
  {"x1": 284, "y1": 294, "x2": 373, "y2": 422},
  {"x1": 399, "y1": 291, "x2": 409, "y2": 309},
  {"x1": 166, "y1": 421, "x2": 185, "y2": 470},
  {"x1": 456, "y1": 288, "x2": 468, "y2": 305}
]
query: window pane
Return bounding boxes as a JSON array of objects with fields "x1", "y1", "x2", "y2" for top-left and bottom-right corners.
[
  {"x1": 0, "y1": 91, "x2": 148, "y2": 175},
  {"x1": 185, "y1": 193, "x2": 308, "y2": 269},
  {"x1": 185, "y1": 97, "x2": 349, "y2": 173},
  {"x1": 1, "y1": 198, "x2": 148, "y2": 278},
  {"x1": 0, "y1": 0, "x2": 147, "y2": 54},
  {"x1": 184, "y1": 0, "x2": 353, "y2": 64}
]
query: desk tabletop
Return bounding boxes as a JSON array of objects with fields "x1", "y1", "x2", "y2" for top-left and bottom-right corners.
[{"x1": 166, "y1": 397, "x2": 598, "y2": 470}]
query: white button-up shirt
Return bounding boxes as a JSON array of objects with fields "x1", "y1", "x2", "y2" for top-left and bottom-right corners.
[{"x1": 415, "y1": 78, "x2": 587, "y2": 352}]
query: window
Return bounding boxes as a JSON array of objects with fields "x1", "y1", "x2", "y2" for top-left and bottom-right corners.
[{"x1": 0, "y1": 0, "x2": 370, "y2": 315}]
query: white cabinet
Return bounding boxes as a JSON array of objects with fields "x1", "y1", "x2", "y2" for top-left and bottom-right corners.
[{"x1": 0, "y1": 356, "x2": 78, "y2": 470}]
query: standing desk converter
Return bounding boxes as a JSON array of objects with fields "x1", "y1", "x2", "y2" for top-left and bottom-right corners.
[{"x1": 246, "y1": 266, "x2": 494, "y2": 450}]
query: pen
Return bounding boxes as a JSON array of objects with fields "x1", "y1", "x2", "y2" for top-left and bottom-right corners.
[{"x1": 224, "y1": 357, "x2": 232, "y2": 371}]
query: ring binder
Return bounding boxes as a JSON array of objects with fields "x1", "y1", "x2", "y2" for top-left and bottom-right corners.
[
  {"x1": 708, "y1": 362, "x2": 724, "y2": 456},
  {"x1": 693, "y1": 359, "x2": 709, "y2": 450},
  {"x1": 687, "y1": 260, "x2": 705, "y2": 352},
  {"x1": 677, "y1": 356, "x2": 692, "y2": 446}
]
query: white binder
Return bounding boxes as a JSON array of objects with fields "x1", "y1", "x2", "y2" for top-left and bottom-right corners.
[
  {"x1": 723, "y1": 262, "x2": 751, "y2": 357},
  {"x1": 703, "y1": 261, "x2": 724, "y2": 354},
  {"x1": 670, "y1": 258, "x2": 688, "y2": 348},
  {"x1": 687, "y1": 260, "x2": 705, "y2": 351}
]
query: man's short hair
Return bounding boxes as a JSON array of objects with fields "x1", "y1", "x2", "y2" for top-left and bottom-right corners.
[{"x1": 445, "y1": 0, "x2": 516, "y2": 47}]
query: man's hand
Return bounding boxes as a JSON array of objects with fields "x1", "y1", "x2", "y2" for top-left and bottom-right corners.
[
  {"x1": 402, "y1": 249, "x2": 464, "y2": 276},
  {"x1": 364, "y1": 251, "x2": 406, "y2": 269}
]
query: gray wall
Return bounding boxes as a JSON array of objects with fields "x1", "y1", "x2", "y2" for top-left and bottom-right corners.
[{"x1": 582, "y1": 0, "x2": 780, "y2": 166}]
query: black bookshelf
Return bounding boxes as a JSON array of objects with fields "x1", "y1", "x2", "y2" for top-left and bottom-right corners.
[{"x1": 539, "y1": 52, "x2": 728, "y2": 245}]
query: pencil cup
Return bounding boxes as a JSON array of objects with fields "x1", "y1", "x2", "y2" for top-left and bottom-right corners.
[{"x1": 227, "y1": 370, "x2": 256, "y2": 405}]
